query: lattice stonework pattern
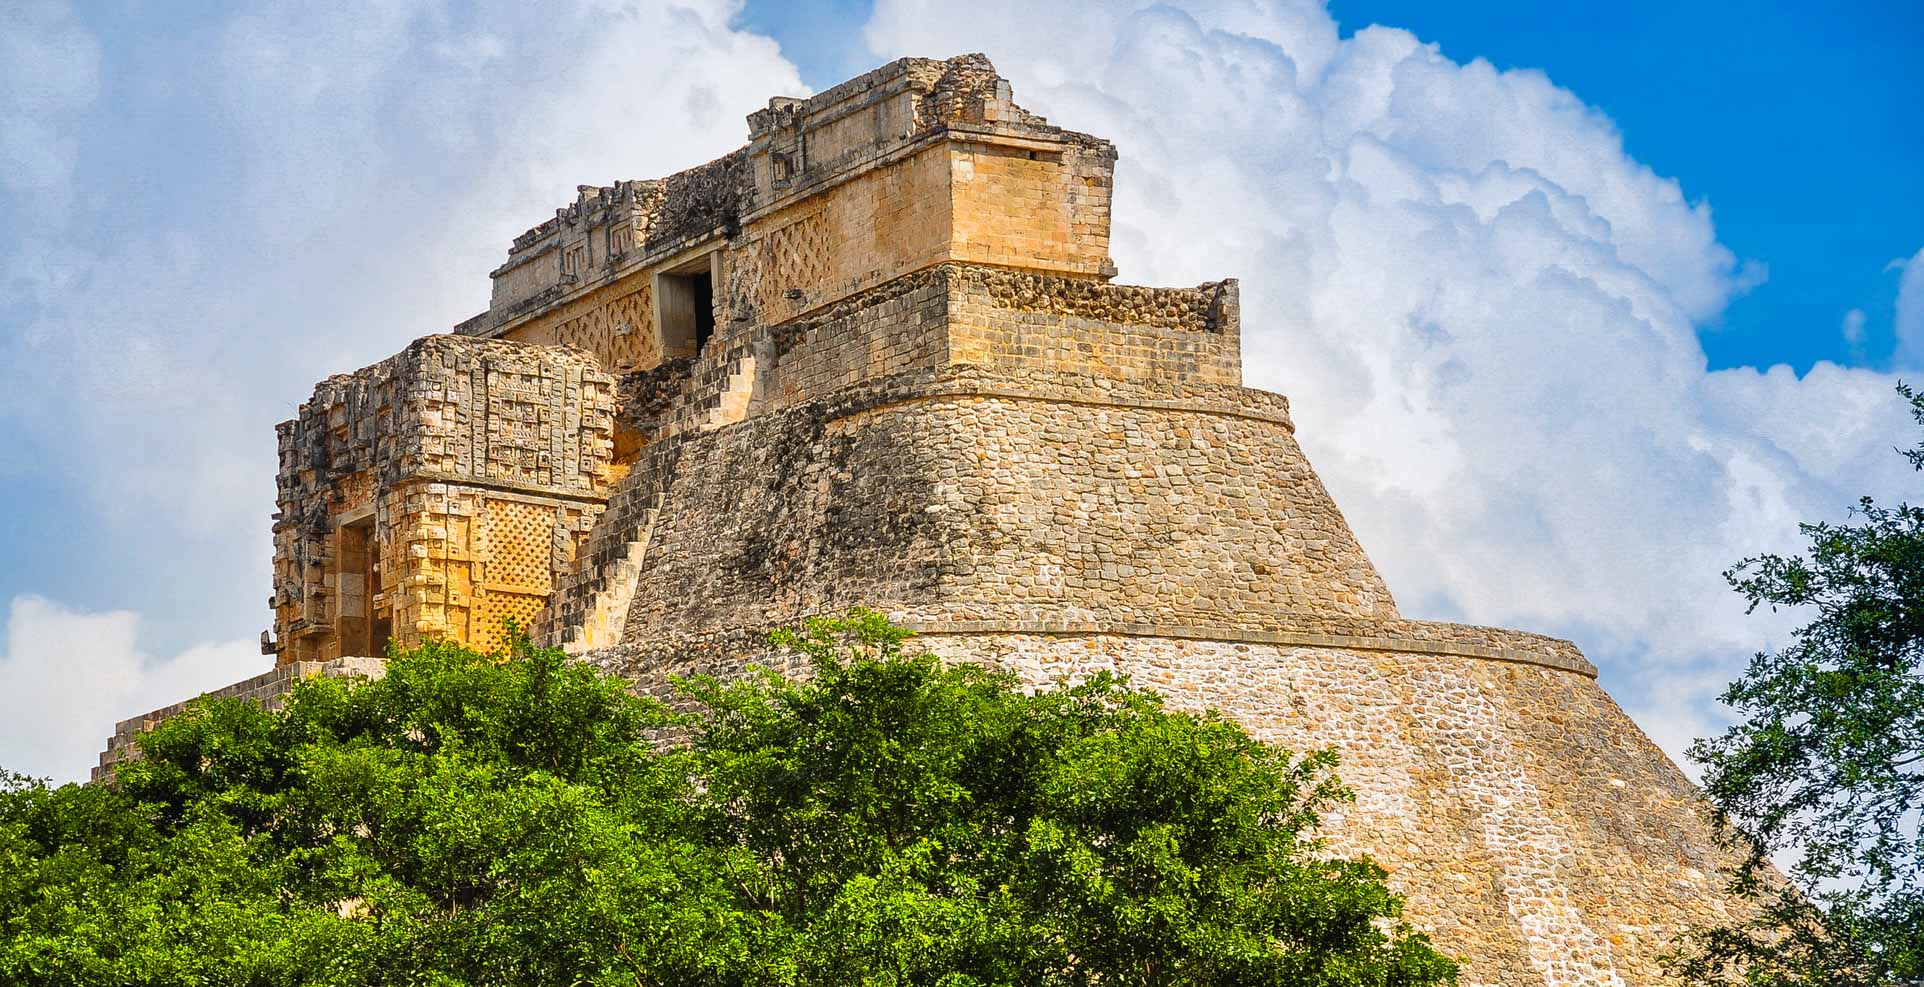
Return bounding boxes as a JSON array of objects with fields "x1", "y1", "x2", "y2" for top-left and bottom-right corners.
[
  {"x1": 462, "y1": 496, "x2": 602, "y2": 653},
  {"x1": 482, "y1": 499, "x2": 553, "y2": 591},
  {"x1": 746, "y1": 202, "x2": 835, "y2": 321},
  {"x1": 469, "y1": 591, "x2": 545, "y2": 654},
  {"x1": 557, "y1": 283, "x2": 656, "y2": 373}
]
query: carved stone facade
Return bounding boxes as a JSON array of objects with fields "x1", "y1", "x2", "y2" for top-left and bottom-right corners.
[
  {"x1": 268, "y1": 335, "x2": 615, "y2": 661},
  {"x1": 100, "y1": 54, "x2": 1746, "y2": 985}
]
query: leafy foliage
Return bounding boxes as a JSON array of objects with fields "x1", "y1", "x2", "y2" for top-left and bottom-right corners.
[
  {"x1": 1671, "y1": 386, "x2": 1924, "y2": 985},
  {"x1": 0, "y1": 612, "x2": 1455, "y2": 986}
]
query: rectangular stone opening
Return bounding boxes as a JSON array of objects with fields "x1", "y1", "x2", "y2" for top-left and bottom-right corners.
[
  {"x1": 337, "y1": 515, "x2": 385, "y2": 657},
  {"x1": 655, "y1": 251, "x2": 718, "y2": 358}
]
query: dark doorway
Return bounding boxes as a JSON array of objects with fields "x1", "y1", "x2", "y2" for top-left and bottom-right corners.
[
  {"x1": 690, "y1": 269, "x2": 715, "y2": 351},
  {"x1": 657, "y1": 252, "x2": 719, "y2": 357}
]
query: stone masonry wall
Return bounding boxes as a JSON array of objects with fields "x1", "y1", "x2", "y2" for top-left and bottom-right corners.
[
  {"x1": 578, "y1": 620, "x2": 1730, "y2": 987},
  {"x1": 930, "y1": 634, "x2": 1738, "y2": 987},
  {"x1": 507, "y1": 276, "x2": 659, "y2": 375},
  {"x1": 943, "y1": 264, "x2": 1239, "y2": 385},
  {"x1": 388, "y1": 485, "x2": 606, "y2": 655},
  {"x1": 532, "y1": 359, "x2": 1395, "y2": 652},
  {"x1": 747, "y1": 263, "x2": 1239, "y2": 414},
  {"x1": 493, "y1": 130, "x2": 1121, "y2": 375},
  {"x1": 724, "y1": 140, "x2": 956, "y2": 331},
  {"x1": 634, "y1": 263, "x2": 1242, "y2": 446},
  {"x1": 754, "y1": 265, "x2": 955, "y2": 408},
  {"x1": 920, "y1": 634, "x2": 1738, "y2": 987},
  {"x1": 947, "y1": 137, "x2": 1114, "y2": 277}
]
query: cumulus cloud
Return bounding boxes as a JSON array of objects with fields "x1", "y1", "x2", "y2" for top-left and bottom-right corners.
[
  {"x1": 1894, "y1": 247, "x2": 1924, "y2": 367},
  {"x1": 862, "y1": 0, "x2": 1919, "y2": 762},
  {"x1": 0, "y1": 597, "x2": 259, "y2": 783}
]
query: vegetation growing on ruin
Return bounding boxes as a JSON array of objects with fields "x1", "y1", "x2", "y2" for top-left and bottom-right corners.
[
  {"x1": 0, "y1": 612, "x2": 1455, "y2": 987},
  {"x1": 1672, "y1": 386, "x2": 1924, "y2": 986}
]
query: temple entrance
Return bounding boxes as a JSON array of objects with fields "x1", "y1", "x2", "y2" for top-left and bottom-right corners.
[
  {"x1": 338, "y1": 515, "x2": 382, "y2": 657},
  {"x1": 655, "y1": 251, "x2": 718, "y2": 357}
]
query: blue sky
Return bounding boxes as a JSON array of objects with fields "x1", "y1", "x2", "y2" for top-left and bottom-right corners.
[
  {"x1": 0, "y1": 0, "x2": 1919, "y2": 781},
  {"x1": 1323, "y1": 0, "x2": 1924, "y2": 375}
]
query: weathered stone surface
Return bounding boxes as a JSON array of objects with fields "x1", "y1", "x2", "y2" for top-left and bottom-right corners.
[
  {"x1": 584, "y1": 625, "x2": 1726, "y2": 986},
  {"x1": 468, "y1": 54, "x2": 1118, "y2": 364},
  {"x1": 548, "y1": 366, "x2": 1392, "y2": 652},
  {"x1": 932, "y1": 634, "x2": 1736, "y2": 987}
]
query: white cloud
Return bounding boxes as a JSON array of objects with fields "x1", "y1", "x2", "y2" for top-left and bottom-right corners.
[
  {"x1": 862, "y1": 0, "x2": 1919, "y2": 764},
  {"x1": 1894, "y1": 247, "x2": 1924, "y2": 368},
  {"x1": 0, "y1": 0, "x2": 97, "y2": 219},
  {"x1": 0, "y1": 596, "x2": 259, "y2": 784},
  {"x1": 1843, "y1": 307, "x2": 1868, "y2": 362}
]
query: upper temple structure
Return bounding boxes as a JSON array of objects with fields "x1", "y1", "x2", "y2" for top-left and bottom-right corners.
[{"x1": 100, "y1": 55, "x2": 1746, "y2": 985}]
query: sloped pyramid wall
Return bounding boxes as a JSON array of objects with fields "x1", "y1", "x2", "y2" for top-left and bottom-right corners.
[{"x1": 544, "y1": 268, "x2": 1745, "y2": 985}]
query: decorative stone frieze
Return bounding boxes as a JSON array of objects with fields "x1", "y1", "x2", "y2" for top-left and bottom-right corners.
[{"x1": 269, "y1": 335, "x2": 615, "y2": 663}]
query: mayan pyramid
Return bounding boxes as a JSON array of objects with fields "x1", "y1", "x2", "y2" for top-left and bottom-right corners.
[{"x1": 98, "y1": 55, "x2": 1742, "y2": 985}]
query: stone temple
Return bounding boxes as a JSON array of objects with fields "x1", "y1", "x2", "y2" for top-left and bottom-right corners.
[{"x1": 98, "y1": 55, "x2": 1744, "y2": 985}]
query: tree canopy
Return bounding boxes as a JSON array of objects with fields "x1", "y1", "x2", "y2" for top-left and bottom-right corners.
[
  {"x1": 1673, "y1": 386, "x2": 1924, "y2": 985},
  {"x1": 0, "y1": 612, "x2": 1456, "y2": 986}
]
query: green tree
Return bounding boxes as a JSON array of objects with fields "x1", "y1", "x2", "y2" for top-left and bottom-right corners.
[
  {"x1": 0, "y1": 612, "x2": 1456, "y2": 986},
  {"x1": 1672, "y1": 386, "x2": 1924, "y2": 985}
]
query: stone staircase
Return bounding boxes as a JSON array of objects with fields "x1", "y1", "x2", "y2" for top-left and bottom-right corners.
[
  {"x1": 708, "y1": 351, "x2": 757, "y2": 427},
  {"x1": 547, "y1": 492, "x2": 664, "y2": 652},
  {"x1": 536, "y1": 332, "x2": 769, "y2": 651},
  {"x1": 663, "y1": 341, "x2": 760, "y2": 434}
]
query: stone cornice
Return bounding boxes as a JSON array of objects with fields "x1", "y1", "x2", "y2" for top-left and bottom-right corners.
[{"x1": 896, "y1": 619, "x2": 1598, "y2": 678}]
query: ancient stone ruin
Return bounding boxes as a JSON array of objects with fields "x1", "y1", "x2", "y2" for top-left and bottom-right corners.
[{"x1": 99, "y1": 54, "x2": 1744, "y2": 985}]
